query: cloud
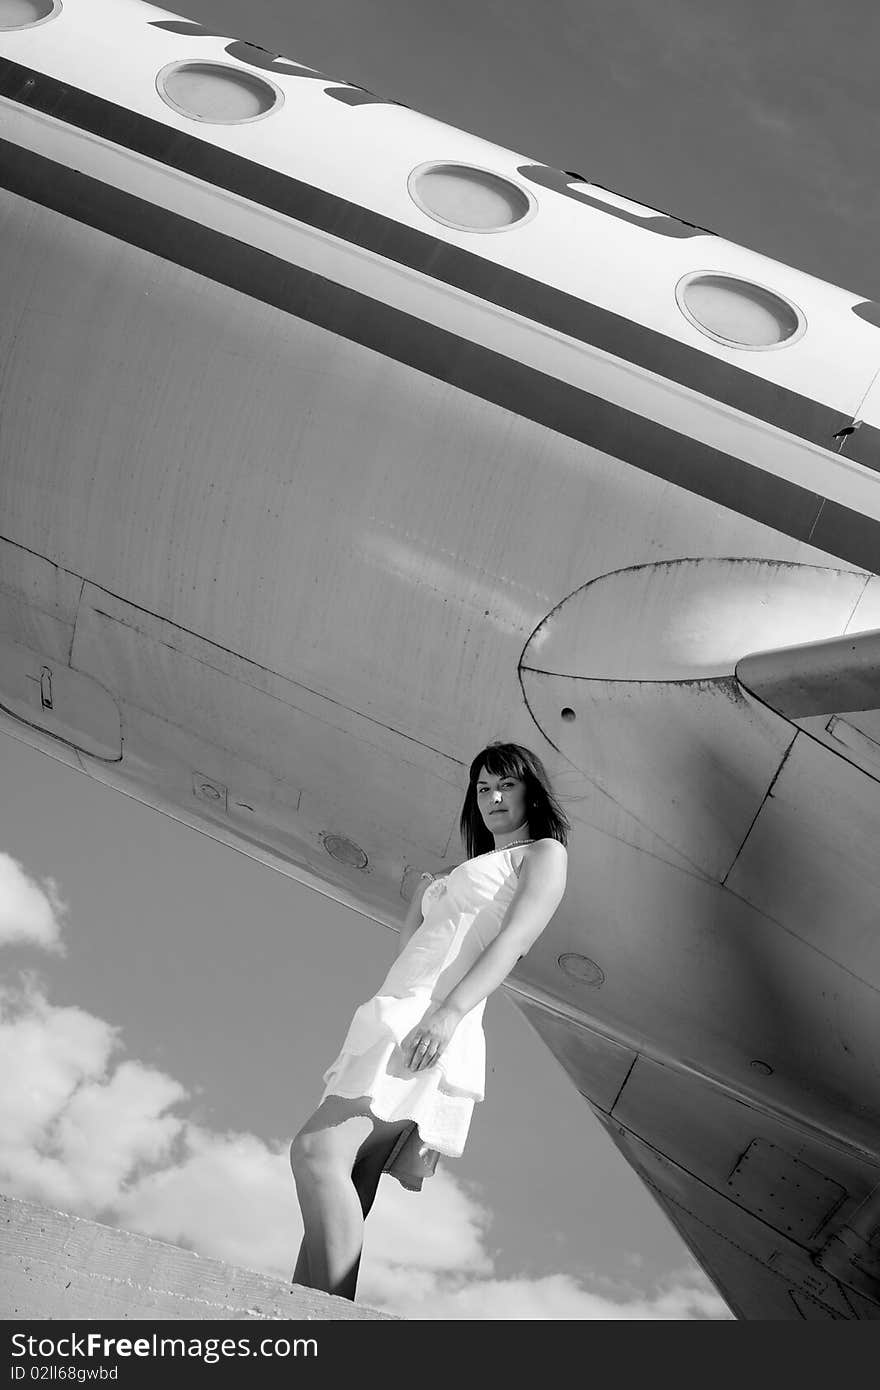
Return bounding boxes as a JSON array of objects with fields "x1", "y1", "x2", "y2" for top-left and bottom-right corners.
[
  {"x1": 0, "y1": 970, "x2": 730, "y2": 1318},
  {"x1": 0, "y1": 854, "x2": 729, "y2": 1318},
  {"x1": 362, "y1": 1167, "x2": 493, "y2": 1275},
  {"x1": 0, "y1": 852, "x2": 67, "y2": 950},
  {"x1": 116, "y1": 1124, "x2": 302, "y2": 1277},
  {"x1": 359, "y1": 1263, "x2": 732, "y2": 1319},
  {"x1": 0, "y1": 969, "x2": 492, "y2": 1286},
  {"x1": 0, "y1": 978, "x2": 184, "y2": 1213}
]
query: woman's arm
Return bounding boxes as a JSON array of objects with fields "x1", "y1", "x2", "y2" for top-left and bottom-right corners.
[{"x1": 442, "y1": 840, "x2": 567, "y2": 1018}]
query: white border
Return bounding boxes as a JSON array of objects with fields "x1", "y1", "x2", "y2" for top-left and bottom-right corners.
[
  {"x1": 407, "y1": 159, "x2": 538, "y2": 234},
  {"x1": 675, "y1": 269, "x2": 807, "y2": 351},
  {"x1": 156, "y1": 59, "x2": 285, "y2": 127},
  {"x1": 0, "y1": 0, "x2": 62, "y2": 31}
]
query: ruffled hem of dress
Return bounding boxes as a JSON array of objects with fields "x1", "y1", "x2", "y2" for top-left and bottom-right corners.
[
  {"x1": 319, "y1": 1035, "x2": 479, "y2": 1150},
  {"x1": 325, "y1": 990, "x2": 485, "y2": 1100},
  {"x1": 317, "y1": 1083, "x2": 467, "y2": 1160},
  {"x1": 319, "y1": 990, "x2": 484, "y2": 1160}
]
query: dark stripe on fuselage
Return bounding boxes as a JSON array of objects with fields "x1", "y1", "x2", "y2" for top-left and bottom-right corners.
[
  {"x1": 0, "y1": 56, "x2": 863, "y2": 458},
  {"x1": 1, "y1": 136, "x2": 877, "y2": 576}
]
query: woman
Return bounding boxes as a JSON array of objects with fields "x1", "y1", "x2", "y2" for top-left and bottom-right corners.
[{"x1": 289, "y1": 741, "x2": 569, "y2": 1301}]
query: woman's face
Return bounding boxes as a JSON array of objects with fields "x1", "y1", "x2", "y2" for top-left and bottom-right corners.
[{"x1": 475, "y1": 765, "x2": 530, "y2": 837}]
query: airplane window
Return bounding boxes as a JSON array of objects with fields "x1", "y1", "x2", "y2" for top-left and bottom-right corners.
[
  {"x1": 156, "y1": 61, "x2": 284, "y2": 125},
  {"x1": 676, "y1": 272, "x2": 804, "y2": 349},
  {"x1": 408, "y1": 162, "x2": 535, "y2": 233},
  {"x1": 0, "y1": 0, "x2": 61, "y2": 28}
]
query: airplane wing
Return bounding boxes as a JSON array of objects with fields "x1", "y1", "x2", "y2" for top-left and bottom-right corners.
[
  {"x1": 508, "y1": 993, "x2": 880, "y2": 1319},
  {"x1": 2, "y1": 0, "x2": 880, "y2": 1321},
  {"x1": 509, "y1": 618, "x2": 880, "y2": 1319}
]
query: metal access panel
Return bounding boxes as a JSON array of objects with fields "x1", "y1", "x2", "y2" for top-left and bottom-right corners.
[
  {"x1": 727, "y1": 1140, "x2": 848, "y2": 1241},
  {"x1": 0, "y1": 638, "x2": 121, "y2": 761}
]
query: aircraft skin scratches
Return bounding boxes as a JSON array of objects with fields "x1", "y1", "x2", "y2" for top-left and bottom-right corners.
[{"x1": 1, "y1": 0, "x2": 880, "y2": 1318}]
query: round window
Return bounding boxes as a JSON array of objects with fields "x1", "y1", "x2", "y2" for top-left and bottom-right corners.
[
  {"x1": 0, "y1": 0, "x2": 61, "y2": 29},
  {"x1": 408, "y1": 162, "x2": 535, "y2": 232},
  {"x1": 676, "y1": 272, "x2": 804, "y2": 349},
  {"x1": 156, "y1": 60, "x2": 283, "y2": 125}
]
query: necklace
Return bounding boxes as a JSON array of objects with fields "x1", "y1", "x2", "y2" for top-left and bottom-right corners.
[
  {"x1": 429, "y1": 838, "x2": 534, "y2": 883},
  {"x1": 474, "y1": 837, "x2": 534, "y2": 859}
]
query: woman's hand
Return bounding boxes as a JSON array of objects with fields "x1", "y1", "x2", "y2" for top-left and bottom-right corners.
[{"x1": 401, "y1": 1003, "x2": 462, "y2": 1072}]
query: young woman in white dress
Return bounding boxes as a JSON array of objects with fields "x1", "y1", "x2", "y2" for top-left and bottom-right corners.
[{"x1": 289, "y1": 741, "x2": 569, "y2": 1301}]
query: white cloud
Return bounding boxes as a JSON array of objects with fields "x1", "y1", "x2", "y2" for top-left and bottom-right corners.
[
  {"x1": 359, "y1": 1264, "x2": 732, "y2": 1319},
  {"x1": 0, "y1": 852, "x2": 67, "y2": 950},
  {"x1": 0, "y1": 979, "x2": 184, "y2": 1213},
  {"x1": 57, "y1": 1060, "x2": 186, "y2": 1208},
  {"x1": 0, "y1": 971, "x2": 730, "y2": 1318},
  {"x1": 116, "y1": 1124, "x2": 302, "y2": 1278},
  {"x1": 363, "y1": 1167, "x2": 493, "y2": 1275},
  {"x1": 0, "y1": 852, "x2": 729, "y2": 1318}
]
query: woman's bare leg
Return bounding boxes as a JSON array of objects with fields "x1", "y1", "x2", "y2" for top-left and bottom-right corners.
[
  {"x1": 291, "y1": 1138, "x2": 396, "y2": 1287},
  {"x1": 338, "y1": 1138, "x2": 404, "y2": 1295},
  {"x1": 291, "y1": 1236, "x2": 311, "y2": 1288},
  {"x1": 292, "y1": 1168, "x2": 363, "y2": 1301},
  {"x1": 289, "y1": 1095, "x2": 410, "y2": 1301},
  {"x1": 293, "y1": 1127, "x2": 392, "y2": 1290}
]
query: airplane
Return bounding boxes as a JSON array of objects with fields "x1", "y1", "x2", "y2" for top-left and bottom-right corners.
[{"x1": 1, "y1": 0, "x2": 879, "y2": 1320}]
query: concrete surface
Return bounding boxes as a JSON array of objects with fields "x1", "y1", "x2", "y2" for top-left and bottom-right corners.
[{"x1": 0, "y1": 1194, "x2": 399, "y2": 1320}]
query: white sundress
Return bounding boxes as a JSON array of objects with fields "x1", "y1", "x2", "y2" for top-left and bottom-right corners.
[{"x1": 318, "y1": 843, "x2": 531, "y2": 1189}]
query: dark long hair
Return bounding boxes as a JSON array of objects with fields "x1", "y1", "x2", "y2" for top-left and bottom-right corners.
[{"x1": 458, "y1": 742, "x2": 570, "y2": 859}]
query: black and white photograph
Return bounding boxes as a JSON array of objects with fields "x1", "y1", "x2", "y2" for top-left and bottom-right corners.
[{"x1": 1, "y1": 0, "x2": 878, "y2": 1330}]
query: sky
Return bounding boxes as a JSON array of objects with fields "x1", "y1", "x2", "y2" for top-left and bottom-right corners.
[
  {"x1": 0, "y1": 732, "x2": 730, "y2": 1319},
  {"x1": 6, "y1": 0, "x2": 874, "y2": 1321}
]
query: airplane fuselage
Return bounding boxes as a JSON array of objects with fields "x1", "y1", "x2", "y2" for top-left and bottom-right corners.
[{"x1": 2, "y1": 0, "x2": 879, "y2": 1318}]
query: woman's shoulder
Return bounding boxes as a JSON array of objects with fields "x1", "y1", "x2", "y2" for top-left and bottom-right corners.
[
  {"x1": 524, "y1": 837, "x2": 567, "y2": 856},
  {"x1": 511, "y1": 837, "x2": 566, "y2": 877}
]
